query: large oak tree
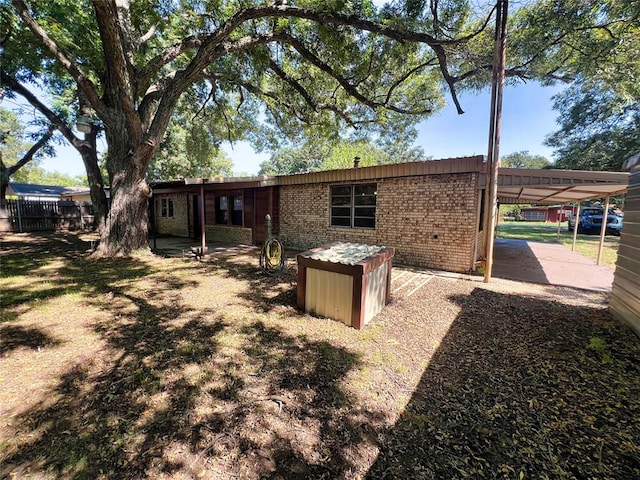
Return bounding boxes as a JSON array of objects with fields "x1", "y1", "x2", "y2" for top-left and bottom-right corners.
[
  {"x1": 4, "y1": 0, "x2": 502, "y2": 255},
  {"x1": 5, "y1": 0, "x2": 632, "y2": 255}
]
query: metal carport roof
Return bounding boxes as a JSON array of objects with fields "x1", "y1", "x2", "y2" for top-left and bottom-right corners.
[
  {"x1": 479, "y1": 168, "x2": 630, "y2": 204},
  {"x1": 479, "y1": 167, "x2": 630, "y2": 279}
]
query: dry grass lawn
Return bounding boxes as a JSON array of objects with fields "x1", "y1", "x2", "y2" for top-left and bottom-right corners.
[{"x1": 1, "y1": 232, "x2": 639, "y2": 479}]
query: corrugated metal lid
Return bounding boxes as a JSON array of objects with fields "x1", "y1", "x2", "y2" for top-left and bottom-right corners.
[{"x1": 300, "y1": 242, "x2": 384, "y2": 265}]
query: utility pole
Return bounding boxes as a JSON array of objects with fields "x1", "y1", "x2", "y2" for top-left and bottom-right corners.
[{"x1": 484, "y1": 0, "x2": 509, "y2": 283}]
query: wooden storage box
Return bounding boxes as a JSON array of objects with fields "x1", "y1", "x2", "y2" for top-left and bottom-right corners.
[{"x1": 296, "y1": 242, "x2": 395, "y2": 329}]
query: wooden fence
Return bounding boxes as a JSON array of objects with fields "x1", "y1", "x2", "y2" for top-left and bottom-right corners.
[{"x1": 0, "y1": 199, "x2": 95, "y2": 232}]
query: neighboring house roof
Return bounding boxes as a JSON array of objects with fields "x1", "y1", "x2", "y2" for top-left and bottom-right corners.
[
  {"x1": 7, "y1": 183, "x2": 91, "y2": 200},
  {"x1": 623, "y1": 152, "x2": 640, "y2": 170}
]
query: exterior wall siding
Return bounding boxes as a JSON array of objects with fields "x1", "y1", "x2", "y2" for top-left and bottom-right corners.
[
  {"x1": 205, "y1": 225, "x2": 253, "y2": 245},
  {"x1": 279, "y1": 173, "x2": 479, "y2": 272},
  {"x1": 154, "y1": 193, "x2": 189, "y2": 237},
  {"x1": 610, "y1": 163, "x2": 640, "y2": 335}
]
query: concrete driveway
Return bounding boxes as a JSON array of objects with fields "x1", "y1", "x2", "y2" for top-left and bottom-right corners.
[{"x1": 492, "y1": 238, "x2": 614, "y2": 292}]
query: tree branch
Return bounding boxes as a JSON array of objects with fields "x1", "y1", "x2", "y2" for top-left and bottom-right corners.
[
  {"x1": 138, "y1": 3, "x2": 493, "y2": 102},
  {"x1": 139, "y1": 23, "x2": 157, "y2": 44},
  {"x1": 144, "y1": 32, "x2": 288, "y2": 147},
  {"x1": 431, "y1": 43, "x2": 465, "y2": 114},
  {"x1": 137, "y1": 35, "x2": 205, "y2": 95},
  {"x1": 0, "y1": 69, "x2": 84, "y2": 148},
  {"x1": 384, "y1": 59, "x2": 438, "y2": 106},
  {"x1": 278, "y1": 35, "x2": 432, "y2": 115},
  {"x1": 218, "y1": 75, "x2": 313, "y2": 125},
  {"x1": 11, "y1": 0, "x2": 106, "y2": 118},
  {"x1": 267, "y1": 60, "x2": 356, "y2": 126},
  {"x1": 6, "y1": 125, "x2": 56, "y2": 176},
  {"x1": 91, "y1": 0, "x2": 140, "y2": 137}
]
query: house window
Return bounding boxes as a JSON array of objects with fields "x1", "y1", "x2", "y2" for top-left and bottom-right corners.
[
  {"x1": 215, "y1": 196, "x2": 228, "y2": 224},
  {"x1": 330, "y1": 183, "x2": 376, "y2": 228},
  {"x1": 231, "y1": 195, "x2": 243, "y2": 226},
  {"x1": 161, "y1": 198, "x2": 174, "y2": 218},
  {"x1": 215, "y1": 195, "x2": 243, "y2": 226}
]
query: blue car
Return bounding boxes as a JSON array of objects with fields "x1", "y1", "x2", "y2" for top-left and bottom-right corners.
[{"x1": 567, "y1": 207, "x2": 623, "y2": 235}]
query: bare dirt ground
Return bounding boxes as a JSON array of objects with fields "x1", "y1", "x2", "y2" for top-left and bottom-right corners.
[{"x1": 1, "y1": 232, "x2": 639, "y2": 479}]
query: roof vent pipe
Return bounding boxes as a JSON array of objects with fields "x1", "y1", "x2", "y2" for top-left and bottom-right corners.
[{"x1": 354, "y1": 156, "x2": 361, "y2": 168}]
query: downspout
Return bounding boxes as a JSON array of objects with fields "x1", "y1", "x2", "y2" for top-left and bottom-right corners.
[{"x1": 472, "y1": 188, "x2": 483, "y2": 271}]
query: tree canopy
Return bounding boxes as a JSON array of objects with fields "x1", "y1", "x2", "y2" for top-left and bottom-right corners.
[
  {"x1": 147, "y1": 98, "x2": 235, "y2": 182},
  {"x1": 545, "y1": 78, "x2": 640, "y2": 171},
  {"x1": 523, "y1": 0, "x2": 640, "y2": 171},
  {"x1": 501, "y1": 150, "x2": 551, "y2": 169},
  {"x1": 259, "y1": 134, "x2": 427, "y2": 175},
  {"x1": 3, "y1": 0, "x2": 636, "y2": 254}
]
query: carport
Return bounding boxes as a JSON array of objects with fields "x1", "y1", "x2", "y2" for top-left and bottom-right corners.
[{"x1": 480, "y1": 168, "x2": 629, "y2": 282}]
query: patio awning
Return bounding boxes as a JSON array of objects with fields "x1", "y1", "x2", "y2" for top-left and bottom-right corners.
[{"x1": 480, "y1": 168, "x2": 630, "y2": 205}]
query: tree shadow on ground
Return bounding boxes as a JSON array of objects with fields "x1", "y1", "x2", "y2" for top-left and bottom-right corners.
[
  {"x1": 365, "y1": 288, "x2": 640, "y2": 479},
  {"x1": 1, "y1": 236, "x2": 388, "y2": 479},
  {"x1": 0, "y1": 231, "x2": 94, "y2": 277},
  {"x1": 192, "y1": 249, "x2": 299, "y2": 314},
  {"x1": 0, "y1": 324, "x2": 62, "y2": 355},
  {"x1": 1, "y1": 317, "x2": 380, "y2": 479}
]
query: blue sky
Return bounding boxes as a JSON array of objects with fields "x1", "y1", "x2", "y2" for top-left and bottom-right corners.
[
  {"x1": 37, "y1": 81, "x2": 564, "y2": 178},
  {"x1": 25, "y1": 0, "x2": 565, "y2": 178}
]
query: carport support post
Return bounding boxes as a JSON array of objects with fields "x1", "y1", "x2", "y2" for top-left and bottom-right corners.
[
  {"x1": 483, "y1": 0, "x2": 509, "y2": 283},
  {"x1": 556, "y1": 203, "x2": 564, "y2": 241},
  {"x1": 572, "y1": 202, "x2": 581, "y2": 251},
  {"x1": 200, "y1": 184, "x2": 206, "y2": 256},
  {"x1": 597, "y1": 194, "x2": 610, "y2": 265}
]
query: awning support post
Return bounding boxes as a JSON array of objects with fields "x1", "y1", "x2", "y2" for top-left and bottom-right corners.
[
  {"x1": 556, "y1": 203, "x2": 563, "y2": 241},
  {"x1": 597, "y1": 194, "x2": 610, "y2": 265},
  {"x1": 572, "y1": 202, "x2": 581, "y2": 251}
]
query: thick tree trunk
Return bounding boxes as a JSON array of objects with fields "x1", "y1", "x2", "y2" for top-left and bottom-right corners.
[
  {"x1": 95, "y1": 127, "x2": 153, "y2": 256},
  {"x1": 95, "y1": 162, "x2": 151, "y2": 255},
  {"x1": 0, "y1": 157, "x2": 7, "y2": 204},
  {"x1": 77, "y1": 132, "x2": 108, "y2": 231}
]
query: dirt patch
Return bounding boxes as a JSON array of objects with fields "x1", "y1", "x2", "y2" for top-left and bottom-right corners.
[{"x1": 1, "y1": 232, "x2": 639, "y2": 479}]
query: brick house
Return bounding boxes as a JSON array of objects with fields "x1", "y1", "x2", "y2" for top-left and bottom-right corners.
[
  {"x1": 150, "y1": 178, "x2": 280, "y2": 247},
  {"x1": 152, "y1": 156, "x2": 486, "y2": 273},
  {"x1": 151, "y1": 158, "x2": 629, "y2": 275},
  {"x1": 519, "y1": 205, "x2": 578, "y2": 223}
]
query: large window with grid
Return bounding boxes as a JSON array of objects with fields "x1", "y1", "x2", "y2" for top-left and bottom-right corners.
[{"x1": 330, "y1": 184, "x2": 377, "y2": 228}]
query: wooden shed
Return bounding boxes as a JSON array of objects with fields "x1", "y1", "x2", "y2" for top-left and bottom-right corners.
[{"x1": 610, "y1": 153, "x2": 640, "y2": 335}]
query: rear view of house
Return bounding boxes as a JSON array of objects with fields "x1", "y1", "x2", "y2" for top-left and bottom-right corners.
[{"x1": 152, "y1": 156, "x2": 486, "y2": 273}]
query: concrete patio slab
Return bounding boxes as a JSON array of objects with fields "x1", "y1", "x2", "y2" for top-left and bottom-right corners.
[
  {"x1": 149, "y1": 236, "x2": 615, "y2": 292},
  {"x1": 492, "y1": 238, "x2": 614, "y2": 292}
]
